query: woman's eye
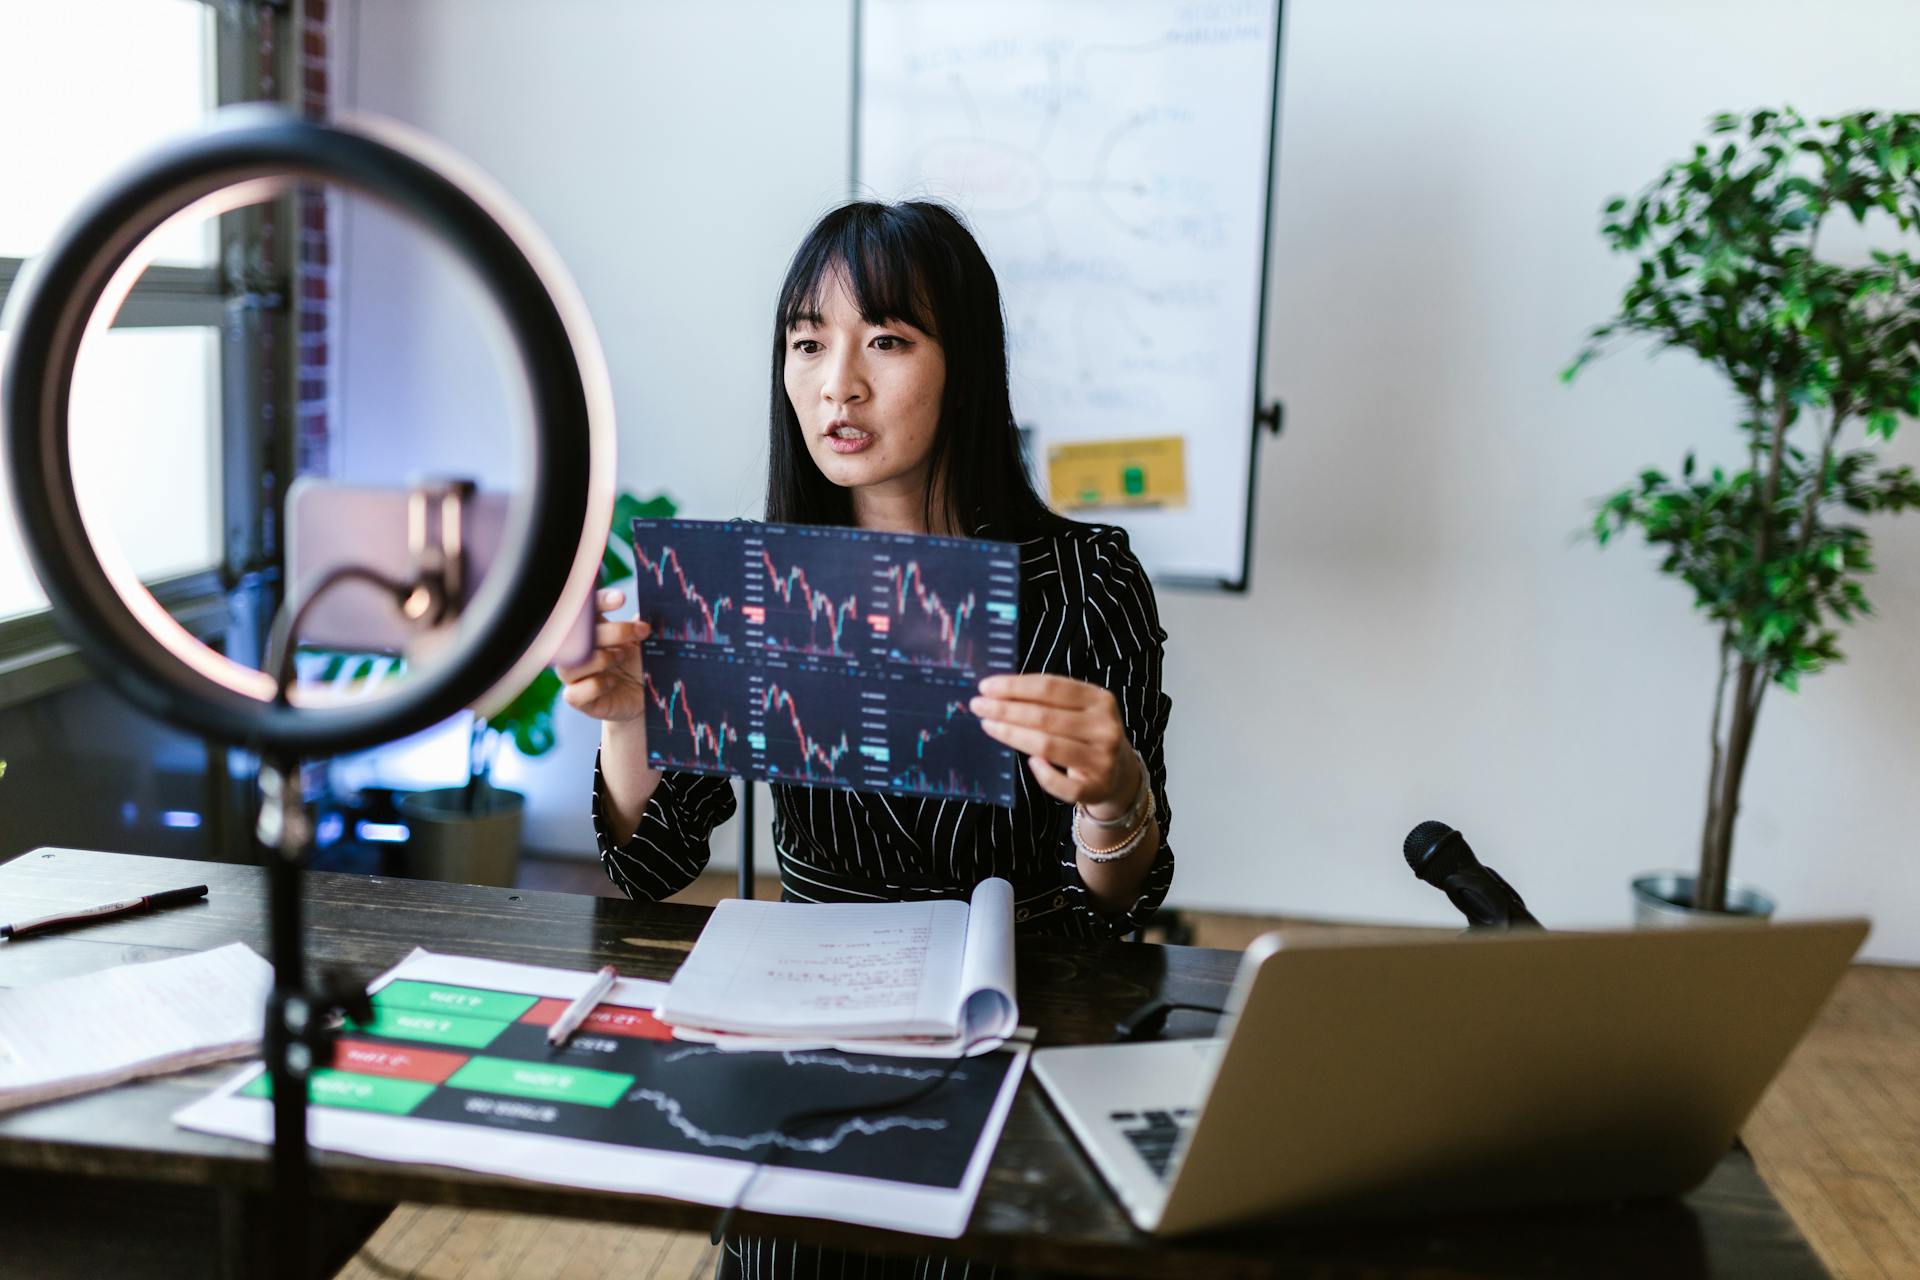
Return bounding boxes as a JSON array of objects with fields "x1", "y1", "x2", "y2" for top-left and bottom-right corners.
[
  {"x1": 790, "y1": 339, "x2": 821, "y2": 354},
  {"x1": 871, "y1": 335, "x2": 907, "y2": 351}
]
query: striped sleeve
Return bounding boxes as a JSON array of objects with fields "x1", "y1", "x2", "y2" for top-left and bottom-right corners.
[
  {"x1": 592, "y1": 751, "x2": 737, "y2": 900},
  {"x1": 1055, "y1": 526, "x2": 1175, "y2": 937}
]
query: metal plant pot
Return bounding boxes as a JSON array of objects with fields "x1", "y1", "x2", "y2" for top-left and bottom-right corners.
[
  {"x1": 396, "y1": 787, "x2": 525, "y2": 887},
  {"x1": 1631, "y1": 872, "x2": 1776, "y2": 926}
]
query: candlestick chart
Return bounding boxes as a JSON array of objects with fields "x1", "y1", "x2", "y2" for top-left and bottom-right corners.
[
  {"x1": 630, "y1": 519, "x2": 1019, "y2": 804},
  {"x1": 748, "y1": 668, "x2": 876, "y2": 788},
  {"x1": 887, "y1": 688, "x2": 1013, "y2": 805},
  {"x1": 641, "y1": 656, "x2": 749, "y2": 775},
  {"x1": 876, "y1": 544, "x2": 1018, "y2": 676},
  {"x1": 752, "y1": 545, "x2": 869, "y2": 660},
  {"x1": 632, "y1": 540, "x2": 741, "y2": 646}
]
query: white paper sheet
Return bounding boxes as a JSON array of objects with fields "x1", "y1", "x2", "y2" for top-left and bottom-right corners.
[
  {"x1": 0, "y1": 942, "x2": 271, "y2": 1111},
  {"x1": 956, "y1": 878, "x2": 1017, "y2": 1045},
  {"x1": 175, "y1": 949, "x2": 1027, "y2": 1239}
]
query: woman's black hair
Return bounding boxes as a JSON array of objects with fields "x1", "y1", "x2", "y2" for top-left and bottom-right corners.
[{"x1": 765, "y1": 200, "x2": 1067, "y2": 538}]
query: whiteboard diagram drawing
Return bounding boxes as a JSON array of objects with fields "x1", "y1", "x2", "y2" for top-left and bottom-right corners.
[{"x1": 857, "y1": 0, "x2": 1283, "y2": 588}]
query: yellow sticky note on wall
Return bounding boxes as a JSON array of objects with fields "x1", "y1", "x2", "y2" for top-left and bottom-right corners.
[{"x1": 1046, "y1": 436, "x2": 1188, "y2": 511}]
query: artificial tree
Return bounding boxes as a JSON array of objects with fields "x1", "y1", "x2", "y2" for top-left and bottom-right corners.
[{"x1": 1567, "y1": 107, "x2": 1920, "y2": 913}]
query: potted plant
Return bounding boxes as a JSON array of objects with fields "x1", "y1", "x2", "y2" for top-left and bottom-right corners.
[
  {"x1": 1566, "y1": 107, "x2": 1920, "y2": 918},
  {"x1": 396, "y1": 667, "x2": 561, "y2": 886},
  {"x1": 388, "y1": 489, "x2": 674, "y2": 885}
]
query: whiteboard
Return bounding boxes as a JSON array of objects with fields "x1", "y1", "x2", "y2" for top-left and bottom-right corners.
[{"x1": 856, "y1": 0, "x2": 1283, "y2": 589}]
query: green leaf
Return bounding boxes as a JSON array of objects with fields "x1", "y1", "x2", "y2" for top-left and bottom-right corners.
[
  {"x1": 1570, "y1": 107, "x2": 1920, "y2": 669},
  {"x1": 485, "y1": 667, "x2": 565, "y2": 758},
  {"x1": 509, "y1": 713, "x2": 556, "y2": 758}
]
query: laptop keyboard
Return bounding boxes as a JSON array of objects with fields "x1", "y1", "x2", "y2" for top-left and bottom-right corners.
[{"x1": 1109, "y1": 1108, "x2": 1195, "y2": 1180}]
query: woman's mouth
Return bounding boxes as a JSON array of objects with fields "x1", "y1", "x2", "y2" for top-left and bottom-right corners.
[{"x1": 825, "y1": 423, "x2": 874, "y2": 454}]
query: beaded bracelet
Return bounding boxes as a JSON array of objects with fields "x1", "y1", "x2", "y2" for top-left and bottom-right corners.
[{"x1": 1072, "y1": 785, "x2": 1156, "y2": 863}]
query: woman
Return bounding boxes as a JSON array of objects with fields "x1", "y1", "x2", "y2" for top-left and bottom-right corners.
[{"x1": 559, "y1": 201, "x2": 1173, "y2": 1276}]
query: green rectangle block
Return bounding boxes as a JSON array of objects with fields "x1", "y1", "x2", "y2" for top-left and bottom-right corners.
[
  {"x1": 241, "y1": 1069, "x2": 435, "y2": 1115},
  {"x1": 371, "y1": 979, "x2": 539, "y2": 1023},
  {"x1": 350, "y1": 1007, "x2": 507, "y2": 1049},
  {"x1": 445, "y1": 1056, "x2": 634, "y2": 1108}
]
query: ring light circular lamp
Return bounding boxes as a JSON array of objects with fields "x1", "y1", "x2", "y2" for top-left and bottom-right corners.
[{"x1": 0, "y1": 107, "x2": 615, "y2": 755}]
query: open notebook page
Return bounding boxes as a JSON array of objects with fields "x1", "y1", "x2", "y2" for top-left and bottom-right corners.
[{"x1": 660, "y1": 877, "x2": 1017, "y2": 1042}]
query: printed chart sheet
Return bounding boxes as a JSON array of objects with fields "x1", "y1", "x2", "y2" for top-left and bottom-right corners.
[
  {"x1": 629, "y1": 519, "x2": 1021, "y2": 806},
  {"x1": 176, "y1": 950, "x2": 1027, "y2": 1238}
]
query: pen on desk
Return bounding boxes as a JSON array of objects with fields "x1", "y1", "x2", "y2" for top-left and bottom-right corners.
[
  {"x1": 547, "y1": 964, "x2": 619, "y2": 1047},
  {"x1": 0, "y1": 884, "x2": 209, "y2": 940}
]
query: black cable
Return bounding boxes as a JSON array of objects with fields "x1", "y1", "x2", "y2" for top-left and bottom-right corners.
[
  {"x1": 1113, "y1": 1000, "x2": 1229, "y2": 1042},
  {"x1": 263, "y1": 563, "x2": 413, "y2": 703},
  {"x1": 708, "y1": 1052, "x2": 969, "y2": 1247}
]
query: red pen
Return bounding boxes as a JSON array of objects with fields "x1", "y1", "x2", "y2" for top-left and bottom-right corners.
[{"x1": 0, "y1": 884, "x2": 209, "y2": 939}]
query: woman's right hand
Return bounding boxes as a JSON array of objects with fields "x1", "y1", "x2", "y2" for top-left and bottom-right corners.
[{"x1": 558, "y1": 589, "x2": 652, "y2": 724}]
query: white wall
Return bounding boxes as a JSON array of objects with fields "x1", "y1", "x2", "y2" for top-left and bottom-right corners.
[{"x1": 340, "y1": 0, "x2": 1920, "y2": 961}]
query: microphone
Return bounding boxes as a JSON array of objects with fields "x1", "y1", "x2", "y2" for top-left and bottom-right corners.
[{"x1": 1403, "y1": 821, "x2": 1542, "y2": 930}]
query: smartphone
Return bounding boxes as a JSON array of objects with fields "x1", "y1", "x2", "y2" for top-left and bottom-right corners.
[{"x1": 285, "y1": 478, "x2": 595, "y2": 669}]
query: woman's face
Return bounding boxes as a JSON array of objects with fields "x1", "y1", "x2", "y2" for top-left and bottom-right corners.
[{"x1": 783, "y1": 270, "x2": 947, "y2": 512}]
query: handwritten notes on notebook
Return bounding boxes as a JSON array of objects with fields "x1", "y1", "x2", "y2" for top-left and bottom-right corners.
[
  {"x1": 659, "y1": 878, "x2": 1017, "y2": 1056},
  {"x1": 0, "y1": 942, "x2": 271, "y2": 1111}
]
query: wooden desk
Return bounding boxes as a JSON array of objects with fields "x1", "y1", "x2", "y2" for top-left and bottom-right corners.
[{"x1": 0, "y1": 848, "x2": 1828, "y2": 1279}]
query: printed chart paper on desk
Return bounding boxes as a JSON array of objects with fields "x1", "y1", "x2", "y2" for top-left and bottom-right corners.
[
  {"x1": 629, "y1": 519, "x2": 1020, "y2": 806},
  {"x1": 0, "y1": 942, "x2": 271, "y2": 1111},
  {"x1": 660, "y1": 878, "x2": 1017, "y2": 1054},
  {"x1": 176, "y1": 949, "x2": 1026, "y2": 1239}
]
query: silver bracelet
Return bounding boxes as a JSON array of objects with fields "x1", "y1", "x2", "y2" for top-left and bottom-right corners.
[
  {"x1": 1079, "y1": 752, "x2": 1150, "y2": 830},
  {"x1": 1073, "y1": 786, "x2": 1156, "y2": 863}
]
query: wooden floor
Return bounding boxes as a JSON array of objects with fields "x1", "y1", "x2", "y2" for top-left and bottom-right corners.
[
  {"x1": 335, "y1": 861, "x2": 1920, "y2": 1280},
  {"x1": 1743, "y1": 963, "x2": 1920, "y2": 1278}
]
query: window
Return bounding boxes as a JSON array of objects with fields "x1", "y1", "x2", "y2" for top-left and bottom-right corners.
[{"x1": 0, "y1": 0, "x2": 222, "y2": 626}]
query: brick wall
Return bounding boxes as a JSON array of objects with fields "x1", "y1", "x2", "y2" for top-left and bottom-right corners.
[{"x1": 295, "y1": 0, "x2": 333, "y2": 476}]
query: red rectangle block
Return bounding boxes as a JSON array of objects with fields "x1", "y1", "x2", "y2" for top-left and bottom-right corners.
[
  {"x1": 332, "y1": 1039, "x2": 469, "y2": 1084},
  {"x1": 521, "y1": 999, "x2": 674, "y2": 1041}
]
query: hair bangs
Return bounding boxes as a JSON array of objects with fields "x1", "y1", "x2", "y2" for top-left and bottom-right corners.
[{"x1": 778, "y1": 209, "x2": 937, "y2": 337}]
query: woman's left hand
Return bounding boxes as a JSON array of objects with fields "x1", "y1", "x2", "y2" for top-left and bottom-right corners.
[{"x1": 971, "y1": 674, "x2": 1141, "y2": 816}]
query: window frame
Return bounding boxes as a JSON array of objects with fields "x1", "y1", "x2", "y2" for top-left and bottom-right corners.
[{"x1": 0, "y1": 0, "x2": 296, "y2": 710}]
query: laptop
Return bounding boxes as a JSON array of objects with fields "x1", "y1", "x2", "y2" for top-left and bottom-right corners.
[{"x1": 1031, "y1": 918, "x2": 1867, "y2": 1236}]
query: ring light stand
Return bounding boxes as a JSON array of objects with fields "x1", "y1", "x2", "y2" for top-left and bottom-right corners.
[{"x1": 0, "y1": 106, "x2": 615, "y2": 1271}]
